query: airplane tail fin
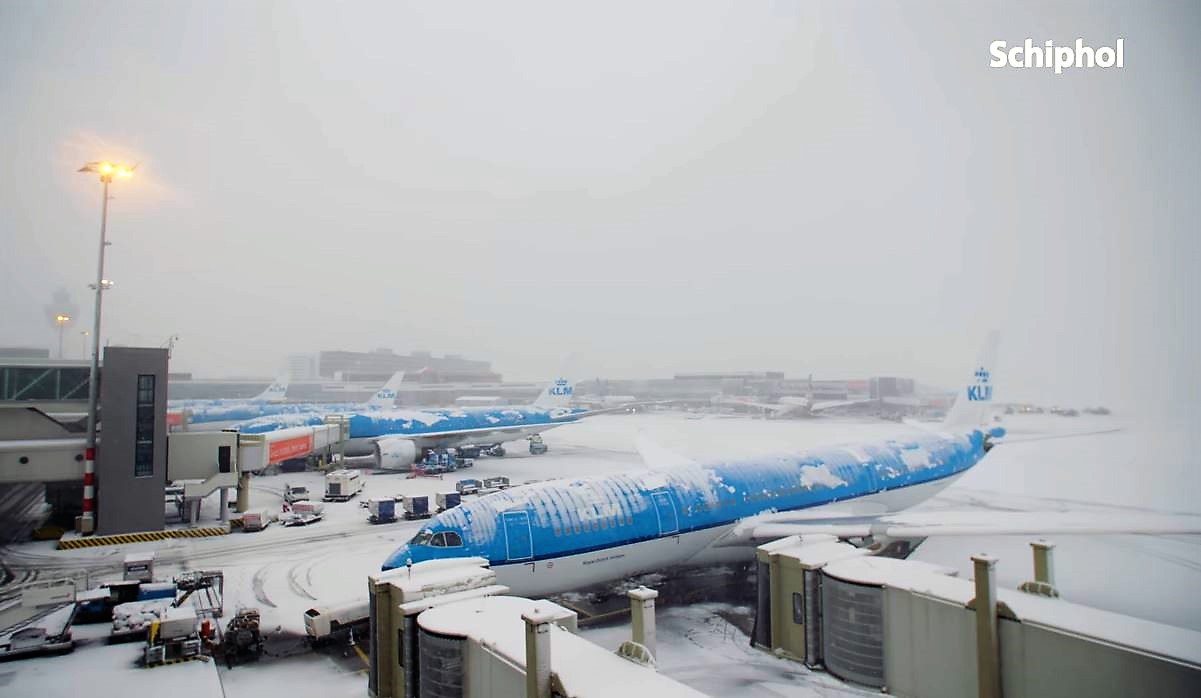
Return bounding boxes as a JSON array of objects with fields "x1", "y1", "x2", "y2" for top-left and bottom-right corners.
[
  {"x1": 366, "y1": 371, "x2": 405, "y2": 409},
  {"x1": 253, "y1": 377, "x2": 289, "y2": 403},
  {"x1": 533, "y1": 376, "x2": 575, "y2": 408},
  {"x1": 943, "y1": 331, "x2": 1000, "y2": 431}
]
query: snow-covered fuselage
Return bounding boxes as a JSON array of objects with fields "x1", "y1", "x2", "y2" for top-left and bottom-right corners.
[{"x1": 382, "y1": 429, "x2": 990, "y2": 596}]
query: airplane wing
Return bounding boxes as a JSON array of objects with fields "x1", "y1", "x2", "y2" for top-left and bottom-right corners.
[
  {"x1": 808, "y1": 398, "x2": 872, "y2": 413},
  {"x1": 718, "y1": 397, "x2": 806, "y2": 416},
  {"x1": 718, "y1": 510, "x2": 1201, "y2": 546},
  {"x1": 636, "y1": 432, "x2": 698, "y2": 468},
  {"x1": 556, "y1": 402, "x2": 665, "y2": 419},
  {"x1": 371, "y1": 421, "x2": 565, "y2": 450}
]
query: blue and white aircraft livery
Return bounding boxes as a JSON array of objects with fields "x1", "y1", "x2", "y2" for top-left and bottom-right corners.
[
  {"x1": 169, "y1": 376, "x2": 290, "y2": 409},
  {"x1": 382, "y1": 335, "x2": 1008, "y2": 596},
  {"x1": 236, "y1": 377, "x2": 586, "y2": 466},
  {"x1": 179, "y1": 372, "x2": 405, "y2": 426}
]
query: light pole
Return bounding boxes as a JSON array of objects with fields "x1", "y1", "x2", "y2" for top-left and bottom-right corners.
[
  {"x1": 54, "y1": 314, "x2": 71, "y2": 359},
  {"x1": 79, "y1": 330, "x2": 90, "y2": 360},
  {"x1": 77, "y1": 160, "x2": 134, "y2": 534}
]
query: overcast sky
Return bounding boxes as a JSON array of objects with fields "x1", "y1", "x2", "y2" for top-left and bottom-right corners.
[{"x1": 1, "y1": 1, "x2": 1197, "y2": 409}]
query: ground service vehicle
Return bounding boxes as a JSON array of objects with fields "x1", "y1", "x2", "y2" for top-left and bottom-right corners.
[
  {"x1": 324, "y1": 469, "x2": 363, "y2": 501},
  {"x1": 283, "y1": 484, "x2": 310, "y2": 504}
]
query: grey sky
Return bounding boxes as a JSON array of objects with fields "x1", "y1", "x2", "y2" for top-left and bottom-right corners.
[{"x1": 1, "y1": 1, "x2": 1197, "y2": 409}]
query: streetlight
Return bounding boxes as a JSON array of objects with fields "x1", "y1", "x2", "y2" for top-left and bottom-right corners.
[
  {"x1": 76, "y1": 160, "x2": 135, "y2": 534},
  {"x1": 54, "y1": 314, "x2": 71, "y2": 359},
  {"x1": 79, "y1": 330, "x2": 90, "y2": 360}
]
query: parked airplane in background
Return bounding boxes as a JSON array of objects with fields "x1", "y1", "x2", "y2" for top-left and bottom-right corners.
[
  {"x1": 715, "y1": 375, "x2": 906, "y2": 418},
  {"x1": 174, "y1": 372, "x2": 405, "y2": 427},
  {"x1": 237, "y1": 377, "x2": 588, "y2": 468},
  {"x1": 381, "y1": 334, "x2": 1201, "y2": 597},
  {"x1": 169, "y1": 377, "x2": 289, "y2": 409}
]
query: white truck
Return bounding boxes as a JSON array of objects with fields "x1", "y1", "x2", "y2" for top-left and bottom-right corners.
[{"x1": 323, "y1": 469, "x2": 363, "y2": 502}]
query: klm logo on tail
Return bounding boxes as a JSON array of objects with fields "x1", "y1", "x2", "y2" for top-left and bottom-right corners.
[
  {"x1": 967, "y1": 367, "x2": 993, "y2": 402},
  {"x1": 376, "y1": 389, "x2": 396, "y2": 399},
  {"x1": 549, "y1": 378, "x2": 573, "y2": 397}
]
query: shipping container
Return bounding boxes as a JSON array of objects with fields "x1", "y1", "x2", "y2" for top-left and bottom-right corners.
[
  {"x1": 369, "y1": 498, "x2": 397, "y2": 524},
  {"x1": 402, "y1": 495, "x2": 431, "y2": 520},
  {"x1": 435, "y1": 491, "x2": 461, "y2": 512},
  {"x1": 241, "y1": 509, "x2": 272, "y2": 532},
  {"x1": 455, "y1": 478, "x2": 482, "y2": 495}
]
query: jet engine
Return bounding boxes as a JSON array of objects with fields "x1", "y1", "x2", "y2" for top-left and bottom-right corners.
[{"x1": 373, "y1": 438, "x2": 419, "y2": 470}]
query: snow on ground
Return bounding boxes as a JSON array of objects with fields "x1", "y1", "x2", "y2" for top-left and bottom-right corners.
[
  {"x1": 1, "y1": 409, "x2": 1197, "y2": 696},
  {"x1": 0, "y1": 639, "x2": 223, "y2": 698}
]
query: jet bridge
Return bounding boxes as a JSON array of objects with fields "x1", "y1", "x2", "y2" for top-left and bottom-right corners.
[{"x1": 0, "y1": 405, "x2": 347, "y2": 530}]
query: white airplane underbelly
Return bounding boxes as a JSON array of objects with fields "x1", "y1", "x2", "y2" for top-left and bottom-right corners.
[{"x1": 491, "y1": 525, "x2": 734, "y2": 598}]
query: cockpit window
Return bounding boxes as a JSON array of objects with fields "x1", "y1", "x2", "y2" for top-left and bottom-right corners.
[
  {"x1": 410, "y1": 530, "x2": 434, "y2": 546},
  {"x1": 428, "y1": 531, "x2": 463, "y2": 548}
]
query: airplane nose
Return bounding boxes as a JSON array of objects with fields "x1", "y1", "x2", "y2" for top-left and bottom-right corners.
[{"x1": 383, "y1": 544, "x2": 413, "y2": 571}]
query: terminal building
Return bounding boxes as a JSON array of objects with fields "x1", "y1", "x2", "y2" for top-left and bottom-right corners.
[
  {"x1": 310, "y1": 348, "x2": 500, "y2": 384},
  {"x1": 169, "y1": 348, "x2": 504, "y2": 404}
]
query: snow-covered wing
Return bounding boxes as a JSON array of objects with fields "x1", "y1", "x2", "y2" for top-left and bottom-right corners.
[
  {"x1": 374, "y1": 422, "x2": 551, "y2": 449},
  {"x1": 744, "y1": 510, "x2": 1201, "y2": 541},
  {"x1": 808, "y1": 398, "x2": 874, "y2": 413},
  {"x1": 636, "y1": 433, "x2": 698, "y2": 468}
]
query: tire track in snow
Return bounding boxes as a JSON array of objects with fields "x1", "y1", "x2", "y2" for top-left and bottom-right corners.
[
  {"x1": 251, "y1": 565, "x2": 277, "y2": 608},
  {"x1": 287, "y1": 561, "x2": 317, "y2": 601}
]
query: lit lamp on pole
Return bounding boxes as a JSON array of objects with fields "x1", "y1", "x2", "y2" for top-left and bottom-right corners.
[
  {"x1": 54, "y1": 314, "x2": 71, "y2": 359},
  {"x1": 76, "y1": 160, "x2": 135, "y2": 534}
]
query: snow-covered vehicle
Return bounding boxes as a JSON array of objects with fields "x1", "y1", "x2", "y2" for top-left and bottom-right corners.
[
  {"x1": 284, "y1": 484, "x2": 310, "y2": 504},
  {"x1": 281, "y1": 500, "x2": 325, "y2": 526}
]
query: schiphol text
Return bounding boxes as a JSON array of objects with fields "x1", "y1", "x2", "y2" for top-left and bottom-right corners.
[{"x1": 990, "y1": 38, "x2": 1124, "y2": 75}]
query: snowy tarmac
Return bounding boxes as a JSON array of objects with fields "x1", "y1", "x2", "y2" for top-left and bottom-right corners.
[{"x1": 1, "y1": 409, "x2": 1197, "y2": 697}]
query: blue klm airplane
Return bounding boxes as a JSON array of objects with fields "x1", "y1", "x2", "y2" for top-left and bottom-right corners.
[
  {"x1": 381, "y1": 334, "x2": 1201, "y2": 597},
  {"x1": 175, "y1": 372, "x2": 406, "y2": 426},
  {"x1": 236, "y1": 377, "x2": 586, "y2": 467}
]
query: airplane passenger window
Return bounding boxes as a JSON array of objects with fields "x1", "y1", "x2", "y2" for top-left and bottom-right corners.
[{"x1": 443, "y1": 531, "x2": 462, "y2": 547}]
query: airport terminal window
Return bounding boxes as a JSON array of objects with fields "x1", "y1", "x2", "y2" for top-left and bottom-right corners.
[{"x1": 134, "y1": 374, "x2": 155, "y2": 478}]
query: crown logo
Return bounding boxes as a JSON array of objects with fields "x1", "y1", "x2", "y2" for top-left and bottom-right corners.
[
  {"x1": 974, "y1": 367, "x2": 990, "y2": 383},
  {"x1": 554, "y1": 378, "x2": 568, "y2": 386}
]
